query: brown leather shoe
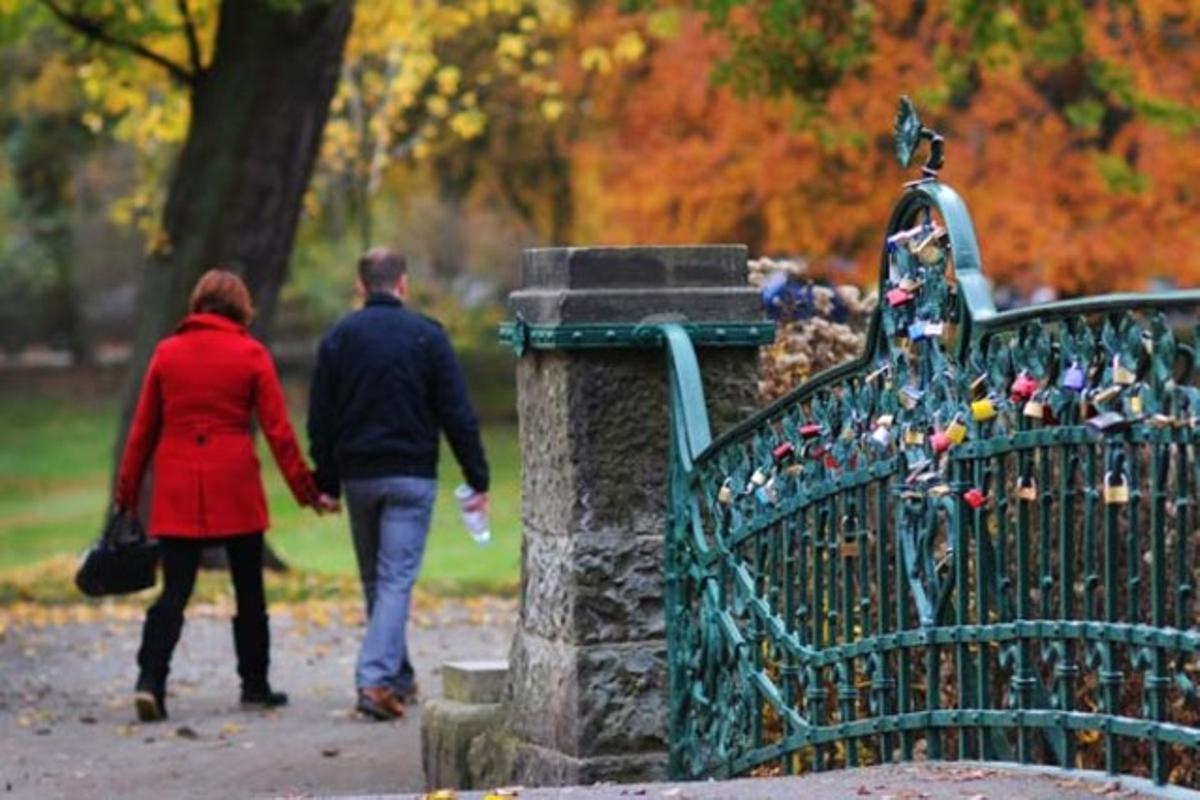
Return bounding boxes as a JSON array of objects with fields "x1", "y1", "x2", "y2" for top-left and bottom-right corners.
[{"x1": 356, "y1": 686, "x2": 405, "y2": 721}]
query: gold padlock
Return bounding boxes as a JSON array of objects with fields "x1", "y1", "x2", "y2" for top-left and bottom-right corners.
[
  {"x1": 1104, "y1": 473, "x2": 1130, "y2": 505},
  {"x1": 717, "y1": 482, "x2": 734, "y2": 505},
  {"x1": 945, "y1": 418, "x2": 968, "y2": 445},
  {"x1": 1129, "y1": 393, "x2": 1143, "y2": 415},
  {"x1": 929, "y1": 483, "x2": 952, "y2": 498},
  {"x1": 1113, "y1": 360, "x2": 1136, "y2": 386},
  {"x1": 971, "y1": 398, "x2": 997, "y2": 422},
  {"x1": 1016, "y1": 476, "x2": 1038, "y2": 502},
  {"x1": 1091, "y1": 385, "x2": 1122, "y2": 405},
  {"x1": 784, "y1": 463, "x2": 803, "y2": 477},
  {"x1": 1023, "y1": 399, "x2": 1045, "y2": 420},
  {"x1": 904, "y1": 428, "x2": 925, "y2": 446}
]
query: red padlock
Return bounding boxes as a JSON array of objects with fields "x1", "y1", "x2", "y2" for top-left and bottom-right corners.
[
  {"x1": 886, "y1": 287, "x2": 914, "y2": 307},
  {"x1": 799, "y1": 423, "x2": 822, "y2": 439},
  {"x1": 930, "y1": 431, "x2": 952, "y2": 454},
  {"x1": 773, "y1": 441, "x2": 795, "y2": 462},
  {"x1": 963, "y1": 488, "x2": 987, "y2": 509},
  {"x1": 823, "y1": 453, "x2": 839, "y2": 470},
  {"x1": 1010, "y1": 372, "x2": 1038, "y2": 403}
]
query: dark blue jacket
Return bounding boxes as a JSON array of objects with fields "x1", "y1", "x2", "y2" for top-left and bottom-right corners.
[{"x1": 307, "y1": 293, "x2": 489, "y2": 497}]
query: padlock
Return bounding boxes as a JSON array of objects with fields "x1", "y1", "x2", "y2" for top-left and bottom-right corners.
[
  {"x1": 929, "y1": 483, "x2": 952, "y2": 498},
  {"x1": 799, "y1": 423, "x2": 822, "y2": 439},
  {"x1": 870, "y1": 425, "x2": 892, "y2": 449},
  {"x1": 1023, "y1": 396, "x2": 1045, "y2": 421},
  {"x1": 784, "y1": 463, "x2": 803, "y2": 477},
  {"x1": 1129, "y1": 393, "x2": 1143, "y2": 416},
  {"x1": 917, "y1": 241, "x2": 943, "y2": 265},
  {"x1": 963, "y1": 488, "x2": 987, "y2": 509},
  {"x1": 945, "y1": 418, "x2": 968, "y2": 445},
  {"x1": 908, "y1": 321, "x2": 927, "y2": 341},
  {"x1": 876, "y1": 414, "x2": 895, "y2": 429},
  {"x1": 904, "y1": 428, "x2": 926, "y2": 446},
  {"x1": 717, "y1": 482, "x2": 734, "y2": 505},
  {"x1": 898, "y1": 276, "x2": 921, "y2": 293},
  {"x1": 971, "y1": 397, "x2": 997, "y2": 422},
  {"x1": 749, "y1": 469, "x2": 767, "y2": 487},
  {"x1": 1010, "y1": 372, "x2": 1038, "y2": 403},
  {"x1": 886, "y1": 287, "x2": 914, "y2": 307},
  {"x1": 1016, "y1": 476, "x2": 1038, "y2": 502},
  {"x1": 899, "y1": 385, "x2": 924, "y2": 409},
  {"x1": 1091, "y1": 385, "x2": 1122, "y2": 405},
  {"x1": 1103, "y1": 472, "x2": 1130, "y2": 505},
  {"x1": 930, "y1": 431, "x2": 952, "y2": 454},
  {"x1": 773, "y1": 441, "x2": 796, "y2": 462},
  {"x1": 1112, "y1": 356, "x2": 1136, "y2": 386},
  {"x1": 1087, "y1": 411, "x2": 1129, "y2": 433},
  {"x1": 924, "y1": 321, "x2": 945, "y2": 338},
  {"x1": 823, "y1": 452, "x2": 840, "y2": 470},
  {"x1": 755, "y1": 479, "x2": 778, "y2": 506},
  {"x1": 1148, "y1": 413, "x2": 1173, "y2": 429},
  {"x1": 1061, "y1": 362, "x2": 1086, "y2": 392}
]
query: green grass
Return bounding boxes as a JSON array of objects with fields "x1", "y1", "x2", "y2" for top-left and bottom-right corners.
[{"x1": 0, "y1": 390, "x2": 521, "y2": 596}]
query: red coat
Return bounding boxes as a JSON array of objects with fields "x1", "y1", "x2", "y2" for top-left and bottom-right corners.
[{"x1": 115, "y1": 313, "x2": 320, "y2": 538}]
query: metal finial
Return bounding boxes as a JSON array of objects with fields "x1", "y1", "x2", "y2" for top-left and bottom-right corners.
[{"x1": 894, "y1": 96, "x2": 945, "y2": 180}]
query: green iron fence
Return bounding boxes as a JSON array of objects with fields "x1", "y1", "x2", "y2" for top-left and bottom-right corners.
[{"x1": 661, "y1": 98, "x2": 1200, "y2": 787}]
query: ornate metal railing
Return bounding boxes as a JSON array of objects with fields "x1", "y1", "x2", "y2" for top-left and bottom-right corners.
[{"x1": 662, "y1": 98, "x2": 1200, "y2": 787}]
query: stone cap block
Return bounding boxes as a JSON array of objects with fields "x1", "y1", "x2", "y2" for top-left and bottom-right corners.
[
  {"x1": 510, "y1": 245, "x2": 762, "y2": 326},
  {"x1": 442, "y1": 659, "x2": 509, "y2": 704}
]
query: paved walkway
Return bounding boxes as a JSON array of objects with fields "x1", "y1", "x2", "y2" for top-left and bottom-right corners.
[
  {"x1": 0, "y1": 598, "x2": 515, "y2": 800},
  {"x1": 390, "y1": 763, "x2": 1189, "y2": 800}
]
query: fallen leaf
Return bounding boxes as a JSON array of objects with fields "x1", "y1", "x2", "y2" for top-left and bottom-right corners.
[
  {"x1": 174, "y1": 725, "x2": 199, "y2": 740},
  {"x1": 322, "y1": 748, "x2": 340, "y2": 758},
  {"x1": 220, "y1": 722, "x2": 243, "y2": 736}
]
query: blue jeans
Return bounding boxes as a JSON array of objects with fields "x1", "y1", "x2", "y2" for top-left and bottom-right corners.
[{"x1": 344, "y1": 476, "x2": 437, "y2": 691}]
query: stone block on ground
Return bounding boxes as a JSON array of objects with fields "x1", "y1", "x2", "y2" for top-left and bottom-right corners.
[
  {"x1": 441, "y1": 659, "x2": 509, "y2": 704},
  {"x1": 420, "y1": 699, "x2": 505, "y2": 791}
]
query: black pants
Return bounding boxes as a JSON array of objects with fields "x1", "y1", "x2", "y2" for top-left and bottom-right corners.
[{"x1": 137, "y1": 533, "x2": 271, "y2": 690}]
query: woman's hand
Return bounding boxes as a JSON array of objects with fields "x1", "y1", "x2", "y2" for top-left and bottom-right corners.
[{"x1": 315, "y1": 493, "x2": 341, "y2": 515}]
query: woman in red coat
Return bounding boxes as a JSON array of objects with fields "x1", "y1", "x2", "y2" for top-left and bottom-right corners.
[{"x1": 116, "y1": 269, "x2": 326, "y2": 722}]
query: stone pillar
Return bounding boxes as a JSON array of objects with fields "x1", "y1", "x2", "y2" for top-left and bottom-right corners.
[{"x1": 503, "y1": 246, "x2": 764, "y2": 785}]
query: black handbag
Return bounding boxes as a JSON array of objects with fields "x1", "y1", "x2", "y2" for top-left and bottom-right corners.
[{"x1": 74, "y1": 512, "x2": 160, "y2": 597}]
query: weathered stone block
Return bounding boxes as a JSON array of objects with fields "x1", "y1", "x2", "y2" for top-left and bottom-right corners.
[
  {"x1": 506, "y1": 631, "x2": 666, "y2": 758},
  {"x1": 421, "y1": 699, "x2": 505, "y2": 791},
  {"x1": 442, "y1": 660, "x2": 509, "y2": 704}
]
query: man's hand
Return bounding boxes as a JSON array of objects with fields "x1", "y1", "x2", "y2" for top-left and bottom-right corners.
[
  {"x1": 463, "y1": 491, "x2": 489, "y2": 513},
  {"x1": 316, "y1": 493, "x2": 341, "y2": 514}
]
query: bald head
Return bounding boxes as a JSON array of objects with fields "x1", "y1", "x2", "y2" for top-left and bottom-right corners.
[{"x1": 358, "y1": 247, "x2": 408, "y2": 295}]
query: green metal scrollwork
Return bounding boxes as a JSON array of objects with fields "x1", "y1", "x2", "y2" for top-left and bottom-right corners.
[{"x1": 662, "y1": 97, "x2": 1200, "y2": 787}]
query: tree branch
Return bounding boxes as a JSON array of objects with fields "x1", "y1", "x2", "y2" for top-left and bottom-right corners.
[
  {"x1": 39, "y1": 0, "x2": 196, "y2": 86},
  {"x1": 175, "y1": 0, "x2": 203, "y2": 76}
]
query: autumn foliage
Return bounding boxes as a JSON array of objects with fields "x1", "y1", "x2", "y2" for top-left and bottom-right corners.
[{"x1": 573, "y1": 3, "x2": 1200, "y2": 296}]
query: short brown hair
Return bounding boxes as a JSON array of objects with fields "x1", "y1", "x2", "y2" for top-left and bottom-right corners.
[
  {"x1": 358, "y1": 246, "x2": 407, "y2": 293},
  {"x1": 189, "y1": 269, "x2": 255, "y2": 326}
]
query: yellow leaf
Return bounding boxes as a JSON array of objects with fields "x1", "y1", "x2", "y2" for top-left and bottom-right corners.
[
  {"x1": 613, "y1": 31, "x2": 646, "y2": 63},
  {"x1": 580, "y1": 47, "x2": 612, "y2": 74},
  {"x1": 449, "y1": 108, "x2": 487, "y2": 140},
  {"x1": 540, "y1": 98, "x2": 564, "y2": 122}
]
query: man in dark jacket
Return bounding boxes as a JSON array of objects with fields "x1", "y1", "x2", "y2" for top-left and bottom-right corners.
[{"x1": 308, "y1": 246, "x2": 489, "y2": 720}]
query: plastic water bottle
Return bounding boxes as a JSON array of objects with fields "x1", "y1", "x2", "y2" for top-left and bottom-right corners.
[{"x1": 454, "y1": 484, "x2": 491, "y2": 545}]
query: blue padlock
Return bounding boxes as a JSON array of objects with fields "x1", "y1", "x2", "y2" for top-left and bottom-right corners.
[
  {"x1": 908, "y1": 321, "x2": 926, "y2": 341},
  {"x1": 1061, "y1": 362, "x2": 1086, "y2": 392}
]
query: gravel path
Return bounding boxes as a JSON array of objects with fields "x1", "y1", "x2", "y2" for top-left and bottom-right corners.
[{"x1": 0, "y1": 599, "x2": 515, "y2": 800}]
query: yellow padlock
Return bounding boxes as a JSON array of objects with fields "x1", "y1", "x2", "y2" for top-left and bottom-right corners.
[
  {"x1": 904, "y1": 428, "x2": 925, "y2": 446},
  {"x1": 1091, "y1": 385, "x2": 1121, "y2": 405},
  {"x1": 971, "y1": 398, "x2": 997, "y2": 422},
  {"x1": 717, "y1": 483, "x2": 734, "y2": 505},
  {"x1": 1129, "y1": 393, "x2": 1143, "y2": 415},
  {"x1": 945, "y1": 418, "x2": 968, "y2": 445},
  {"x1": 1104, "y1": 473, "x2": 1130, "y2": 505},
  {"x1": 1113, "y1": 362, "x2": 1136, "y2": 386},
  {"x1": 1023, "y1": 398, "x2": 1045, "y2": 420},
  {"x1": 1016, "y1": 476, "x2": 1038, "y2": 502}
]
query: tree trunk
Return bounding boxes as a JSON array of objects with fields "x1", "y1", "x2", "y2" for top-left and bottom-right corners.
[{"x1": 114, "y1": 0, "x2": 353, "y2": 569}]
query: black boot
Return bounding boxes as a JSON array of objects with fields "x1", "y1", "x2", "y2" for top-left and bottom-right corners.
[
  {"x1": 232, "y1": 614, "x2": 288, "y2": 708},
  {"x1": 134, "y1": 603, "x2": 183, "y2": 722}
]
